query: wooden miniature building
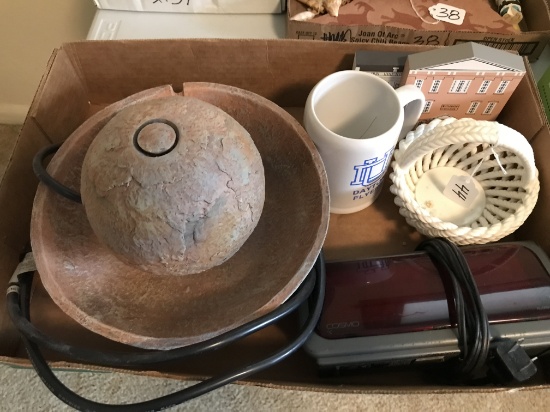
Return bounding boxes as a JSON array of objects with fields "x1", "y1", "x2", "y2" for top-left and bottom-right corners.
[{"x1": 401, "y1": 42, "x2": 526, "y2": 121}]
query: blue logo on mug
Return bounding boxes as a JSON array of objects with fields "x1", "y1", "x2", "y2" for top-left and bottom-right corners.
[{"x1": 350, "y1": 149, "x2": 393, "y2": 187}]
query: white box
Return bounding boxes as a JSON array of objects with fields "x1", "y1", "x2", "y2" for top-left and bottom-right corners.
[
  {"x1": 87, "y1": 10, "x2": 286, "y2": 40},
  {"x1": 93, "y1": 0, "x2": 285, "y2": 14}
]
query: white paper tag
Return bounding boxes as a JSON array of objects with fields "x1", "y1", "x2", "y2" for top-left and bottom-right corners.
[
  {"x1": 443, "y1": 175, "x2": 479, "y2": 207},
  {"x1": 429, "y1": 4, "x2": 466, "y2": 25},
  {"x1": 9, "y1": 253, "x2": 36, "y2": 285}
]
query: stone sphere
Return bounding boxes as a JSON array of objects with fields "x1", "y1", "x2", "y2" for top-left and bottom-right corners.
[{"x1": 80, "y1": 96, "x2": 265, "y2": 276}]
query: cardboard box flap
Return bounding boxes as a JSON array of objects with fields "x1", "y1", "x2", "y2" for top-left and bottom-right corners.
[
  {"x1": 498, "y1": 74, "x2": 545, "y2": 142},
  {"x1": 0, "y1": 45, "x2": 73, "y2": 357},
  {"x1": 517, "y1": 125, "x2": 550, "y2": 253},
  {"x1": 62, "y1": 39, "x2": 432, "y2": 108},
  {"x1": 30, "y1": 48, "x2": 90, "y2": 144},
  {"x1": 523, "y1": 0, "x2": 550, "y2": 31},
  {"x1": 0, "y1": 122, "x2": 50, "y2": 358}
]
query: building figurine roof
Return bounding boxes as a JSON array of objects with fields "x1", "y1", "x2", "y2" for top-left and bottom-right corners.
[{"x1": 407, "y1": 42, "x2": 526, "y2": 73}]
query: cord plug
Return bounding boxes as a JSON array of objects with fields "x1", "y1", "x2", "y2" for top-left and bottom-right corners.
[{"x1": 489, "y1": 339, "x2": 537, "y2": 383}]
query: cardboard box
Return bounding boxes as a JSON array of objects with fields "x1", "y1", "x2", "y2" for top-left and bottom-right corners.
[
  {"x1": 287, "y1": 0, "x2": 550, "y2": 61},
  {"x1": 1, "y1": 39, "x2": 550, "y2": 394},
  {"x1": 94, "y1": 0, "x2": 286, "y2": 14}
]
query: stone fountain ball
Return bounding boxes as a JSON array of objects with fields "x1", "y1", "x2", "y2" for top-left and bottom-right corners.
[{"x1": 80, "y1": 96, "x2": 265, "y2": 276}]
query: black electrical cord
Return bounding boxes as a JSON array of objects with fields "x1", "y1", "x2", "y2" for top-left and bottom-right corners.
[
  {"x1": 416, "y1": 238, "x2": 491, "y2": 379},
  {"x1": 7, "y1": 262, "x2": 317, "y2": 367},
  {"x1": 32, "y1": 143, "x2": 82, "y2": 203},
  {"x1": 8, "y1": 253, "x2": 325, "y2": 412}
]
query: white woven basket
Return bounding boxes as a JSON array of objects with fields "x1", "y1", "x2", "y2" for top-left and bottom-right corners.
[{"x1": 389, "y1": 117, "x2": 539, "y2": 245}]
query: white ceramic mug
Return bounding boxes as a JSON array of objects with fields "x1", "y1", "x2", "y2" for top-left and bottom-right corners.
[{"x1": 304, "y1": 70, "x2": 425, "y2": 214}]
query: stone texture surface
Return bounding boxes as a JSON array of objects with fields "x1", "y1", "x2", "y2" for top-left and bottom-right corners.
[
  {"x1": 30, "y1": 84, "x2": 329, "y2": 349},
  {"x1": 81, "y1": 96, "x2": 265, "y2": 276}
]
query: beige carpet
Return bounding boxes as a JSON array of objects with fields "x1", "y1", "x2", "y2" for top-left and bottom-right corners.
[
  {"x1": 1, "y1": 124, "x2": 550, "y2": 411},
  {"x1": 2, "y1": 362, "x2": 550, "y2": 412}
]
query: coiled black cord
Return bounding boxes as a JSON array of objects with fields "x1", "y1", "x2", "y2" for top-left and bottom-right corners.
[
  {"x1": 416, "y1": 238, "x2": 490, "y2": 379},
  {"x1": 32, "y1": 143, "x2": 82, "y2": 203},
  {"x1": 7, "y1": 253, "x2": 325, "y2": 411},
  {"x1": 7, "y1": 263, "x2": 317, "y2": 367}
]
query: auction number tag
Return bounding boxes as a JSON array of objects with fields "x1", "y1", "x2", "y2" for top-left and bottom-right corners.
[
  {"x1": 443, "y1": 175, "x2": 478, "y2": 207},
  {"x1": 429, "y1": 3, "x2": 466, "y2": 25}
]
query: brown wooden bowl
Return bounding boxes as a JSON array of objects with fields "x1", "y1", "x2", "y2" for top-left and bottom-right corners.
[{"x1": 30, "y1": 83, "x2": 329, "y2": 350}]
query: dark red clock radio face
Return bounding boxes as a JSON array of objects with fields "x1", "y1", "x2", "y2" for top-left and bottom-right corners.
[{"x1": 317, "y1": 244, "x2": 550, "y2": 340}]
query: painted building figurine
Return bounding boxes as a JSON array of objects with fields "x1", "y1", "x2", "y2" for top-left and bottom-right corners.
[{"x1": 401, "y1": 42, "x2": 526, "y2": 121}]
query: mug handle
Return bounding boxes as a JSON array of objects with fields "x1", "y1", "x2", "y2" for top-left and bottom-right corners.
[{"x1": 395, "y1": 85, "x2": 426, "y2": 139}]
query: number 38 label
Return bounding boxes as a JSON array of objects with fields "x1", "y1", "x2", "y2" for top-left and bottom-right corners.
[{"x1": 429, "y1": 3, "x2": 466, "y2": 25}]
